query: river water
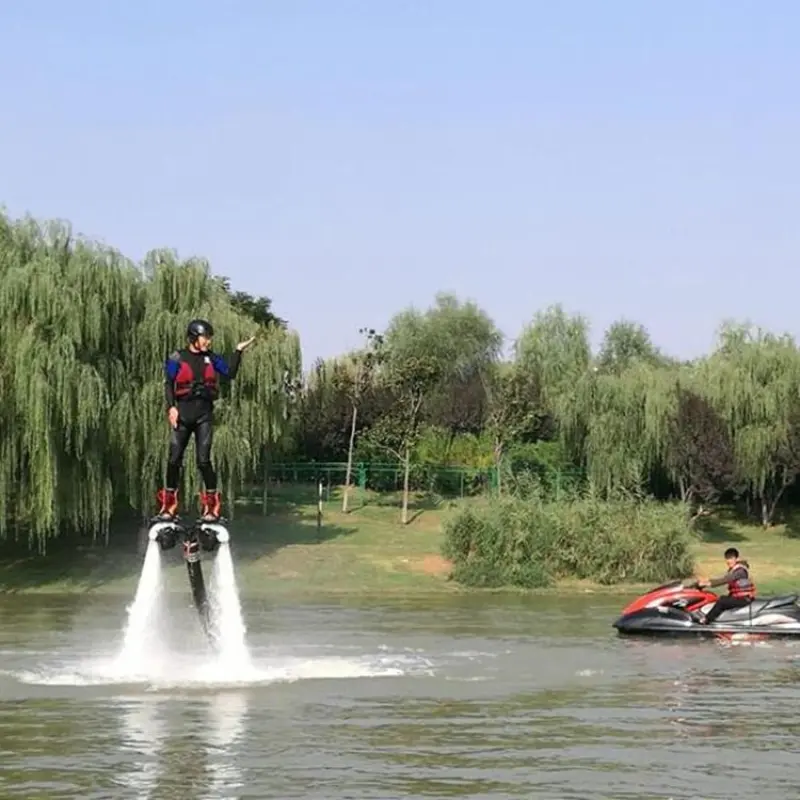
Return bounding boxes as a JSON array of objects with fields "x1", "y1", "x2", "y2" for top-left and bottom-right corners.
[{"x1": 1, "y1": 590, "x2": 798, "y2": 799}]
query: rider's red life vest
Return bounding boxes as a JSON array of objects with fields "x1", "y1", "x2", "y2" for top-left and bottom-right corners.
[
  {"x1": 173, "y1": 354, "x2": 218, "y2": 401},
  {"x1": 728, "y1": 561, "x2": 756, "y2": 599}
]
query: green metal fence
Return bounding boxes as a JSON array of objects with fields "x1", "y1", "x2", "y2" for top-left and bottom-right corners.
[
  {"x1": 266, "y1": 461, "x2": 496, "y2": 497},
  {"x1": 261, "y1": 461, "x2": 585, "y2": 499}
]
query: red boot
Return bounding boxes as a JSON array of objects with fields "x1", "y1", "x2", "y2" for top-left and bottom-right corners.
[
  {"x1": 199, "y1": 490, "x2": 222, "y2": 521},
  {"x1": 155, "y1": 488, "x2": 179, "y2": 520}
]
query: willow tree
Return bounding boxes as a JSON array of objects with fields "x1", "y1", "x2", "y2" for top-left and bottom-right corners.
[
  {"x1": 561, "y1": 361, "x2": 679, "y2": 495},
  {"x1": 0, "y1": 215, "x2": 142, "y2": 550},
  {"x1": 596, "y1": 319, "x2": 670, "y2": 374},
  {"x1": 700, "y1": 324, "x2": 800, "y2": 526},
  {"x1": 0, "y1": 213, "x2": 301, "y2": 551},
  {"x1": 114, "y1": 248, "x2": 302, "y2": 520},
  {"x1": 514, "y1": 304, "x2": 592, "y2": 464},
  {"x1": 515, "y1": 304, "x2": 591, "y2": 409}
]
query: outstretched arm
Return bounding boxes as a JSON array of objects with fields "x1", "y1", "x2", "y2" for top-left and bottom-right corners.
[
  {"x1": 210, "y1": 336, "x2": 256, "y2": 379},
  {"x1": 210, "y1": 349, "x2": 242, "y2": 380}
]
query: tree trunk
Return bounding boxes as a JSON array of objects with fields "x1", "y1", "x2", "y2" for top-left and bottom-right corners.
[
  {"x1": 342, "y1": 403, "x2": 358, "y2": 513},
  {"x1": 401, "y1": 443, "x2": 411, "y2": 525},
  {"x1": 494, "y1": 439, "x2": 503, "y2": 494},
  {"x1": 764, "y1": 480, "x2": 790, "y2": 528},
  {"x1": 262, "y1": 421, "x2": 272, "y2": 515}
]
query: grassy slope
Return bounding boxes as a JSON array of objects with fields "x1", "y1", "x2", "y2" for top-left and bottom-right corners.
[
  {"x1": 0, "y1": 487, "x2": 799, "y2": 596},
  {"x1": 692, "y1": 507, "x2": 800, "y2": 595}
]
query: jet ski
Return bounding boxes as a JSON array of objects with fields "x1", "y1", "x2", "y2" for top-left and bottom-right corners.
[
  {"x1": 612, "y1": 579, "x2": 800, "y2": 638},
  {"x1": 147, "y1": 516, "x2": 230, "y2": 646}
]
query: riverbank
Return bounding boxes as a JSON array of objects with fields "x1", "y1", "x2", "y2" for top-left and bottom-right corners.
[{"x1": 0, "y1": 490, "x2": 799, "y2": 597}]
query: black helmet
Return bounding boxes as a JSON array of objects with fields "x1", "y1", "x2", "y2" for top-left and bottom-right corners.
[{"x1": 187, "y1": 319, "x2": 214, "y2": 342}]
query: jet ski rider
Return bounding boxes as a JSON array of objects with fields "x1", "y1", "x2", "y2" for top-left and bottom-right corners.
[{"x1": 695, "y1": 547, "x2": 756, "y2": 624}]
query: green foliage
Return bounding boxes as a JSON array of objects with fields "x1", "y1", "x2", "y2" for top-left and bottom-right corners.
[
  {"x1": 10, "y1": 204, "x2": 800, "y2": 558},
  {"x1": 505, "y1": 440, "x2": 581, "y2": 497},
  {"x1": 482, "y1": 360, "x2": 544, "y2": 455},
  {"x1": 0, "y1": 212, "x2": 301, "y2": 550},
  {"x1": 410, "y1": 428, "x2": 495, "y2": 496},
  {"x1": 564, "y1": 362, "x2": 680, "y2": 493},
  {"x1": 699, "y1": 326, "x2": 800, "y2": 524},
  {"x1": 442, "y1": 483, "x2": 695, "y2": 589},
  {"x1": 288, "y1": 293, "x2": 800, "y2": 529},
  {"x1": 596, "y1": 319, "x2": 669, "y2": 374},
  {"x1": 514, "y1": 304, "x2": 591, "y2": 415},
  {"x1": 413, "y1": 427, "x2": 494, "y2": 469},
  {"x1": 216, "y1": 276, "x2": 287, "y2": 329}
]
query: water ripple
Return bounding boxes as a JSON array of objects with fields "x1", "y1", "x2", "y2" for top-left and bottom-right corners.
[{"x1": 1, "y1": 593, "x2": 799, "y2": 798}]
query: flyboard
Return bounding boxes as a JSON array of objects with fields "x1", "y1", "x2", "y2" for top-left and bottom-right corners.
[{"x1": 146, "y1": 515, "x2": 230, "y2": 647}]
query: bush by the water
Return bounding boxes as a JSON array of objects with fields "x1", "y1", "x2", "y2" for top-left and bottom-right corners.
[{"x1": 441, "y1": 487, "x2": 696, "y2": 589}]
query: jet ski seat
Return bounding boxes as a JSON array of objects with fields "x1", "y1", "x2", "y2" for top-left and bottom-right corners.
[{"x1": 716, "y1": 594, "x2": 798, "y2": 620}]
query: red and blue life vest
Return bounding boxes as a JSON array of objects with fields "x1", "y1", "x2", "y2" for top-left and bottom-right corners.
[{"x1": 170, "y1": 351, "x2": 218, "y2": 402}]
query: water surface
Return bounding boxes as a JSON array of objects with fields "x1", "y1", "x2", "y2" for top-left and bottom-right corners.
[{"x1": 1, "y1": 591, "x2": 798, "y2": 799}]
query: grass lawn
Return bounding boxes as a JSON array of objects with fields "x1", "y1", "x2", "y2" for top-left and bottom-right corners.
[
  {"x1": 0, "y1": 486, "x2": 463, "y2": 597},
  {"x1": 0, "y1": 485, "x2": 798, "y2": 597},
  {"x1": 692, "y1": 507, "x2": 800, "y2": 595}
]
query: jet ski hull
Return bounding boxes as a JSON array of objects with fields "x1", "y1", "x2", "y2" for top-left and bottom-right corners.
[
  {"x1": 614, "y1": 607, "x2": 800, "y2": 638},
  {"x1": 613, "y1": 580, "x2": 800, "y2": 639}
]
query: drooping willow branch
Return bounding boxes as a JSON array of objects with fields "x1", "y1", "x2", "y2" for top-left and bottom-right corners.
[{"x1": 0, "y1": 214, "x2": 301, "y2": 551}]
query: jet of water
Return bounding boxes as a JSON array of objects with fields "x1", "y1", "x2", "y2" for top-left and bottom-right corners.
[
  {"x1": 209, "y1": 543, "x2": 250, "y2": 667},
  {"x1": 117, "y1": 540, "x2": 165, "y2": 671}
]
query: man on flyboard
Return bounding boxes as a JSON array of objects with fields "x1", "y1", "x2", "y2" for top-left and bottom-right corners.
[{"x1": 154, "y1": 318, "x2": 255, "y2": 522}]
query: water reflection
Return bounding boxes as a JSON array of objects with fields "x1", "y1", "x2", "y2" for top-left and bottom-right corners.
[
  {"x1": 117, "y1": 694, "x2": 167, "y2": 798},
  {"x1": 202, "y1": 691, "x2": 247, "y2": 799},
  {"x1": 114, "y1": 690, "x2": 248, "y2": 799}
]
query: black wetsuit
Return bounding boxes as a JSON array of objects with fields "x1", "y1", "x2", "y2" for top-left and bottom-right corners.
[{"x1": 164, "y1": 348, "x2": 241, "y2": 490}]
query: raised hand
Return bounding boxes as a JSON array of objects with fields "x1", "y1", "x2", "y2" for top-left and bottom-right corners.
[{"x1": 236, "y1": 336, "x2": 257, "y2": 352}]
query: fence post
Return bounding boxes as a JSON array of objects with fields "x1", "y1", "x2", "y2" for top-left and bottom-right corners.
[
  {"x1": 357, "y1": 462, "x2": 366, "y2": 490},
  {"x1": 317, "y1": 475, "x2": 323, "y2": 533}
]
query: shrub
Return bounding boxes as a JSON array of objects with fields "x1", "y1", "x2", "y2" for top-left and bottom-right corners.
[{"x1": 441, "y1": 485, "x2": 695, "y2": 589}]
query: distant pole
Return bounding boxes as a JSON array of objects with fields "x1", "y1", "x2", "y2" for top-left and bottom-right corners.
[{"x1": 317, "y1": 475, "x2": 323, "y2": 533}]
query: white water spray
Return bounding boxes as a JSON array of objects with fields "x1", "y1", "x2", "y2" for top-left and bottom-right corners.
[
  {"x1": 209, "y1": 543, "x2": 250, "y2": 666},
  {"x1": 118, "y1": 540, "x2": 165, "y2": 669},
  {"x1": 6, "y1": 523, "x2": 427, "y2": 691}
]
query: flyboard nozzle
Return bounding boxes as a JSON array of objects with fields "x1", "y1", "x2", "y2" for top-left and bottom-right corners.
[
  {"x1": 148, "y1": 522, "x2": 170, "y2": 542},
  {"x1": 147, "y1": 521, "x2": 180, "y2": 550},
  {"x1": 201, "y1": 523, "x2": 230, "y2": 544},
  {"x1": 197, "y1": 522, "x2": 230, "y2": 552}
]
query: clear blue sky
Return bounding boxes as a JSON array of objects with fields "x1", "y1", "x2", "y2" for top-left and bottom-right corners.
[{"x1": 1, "y1": 1, "x2": 798, "y2": 367}]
